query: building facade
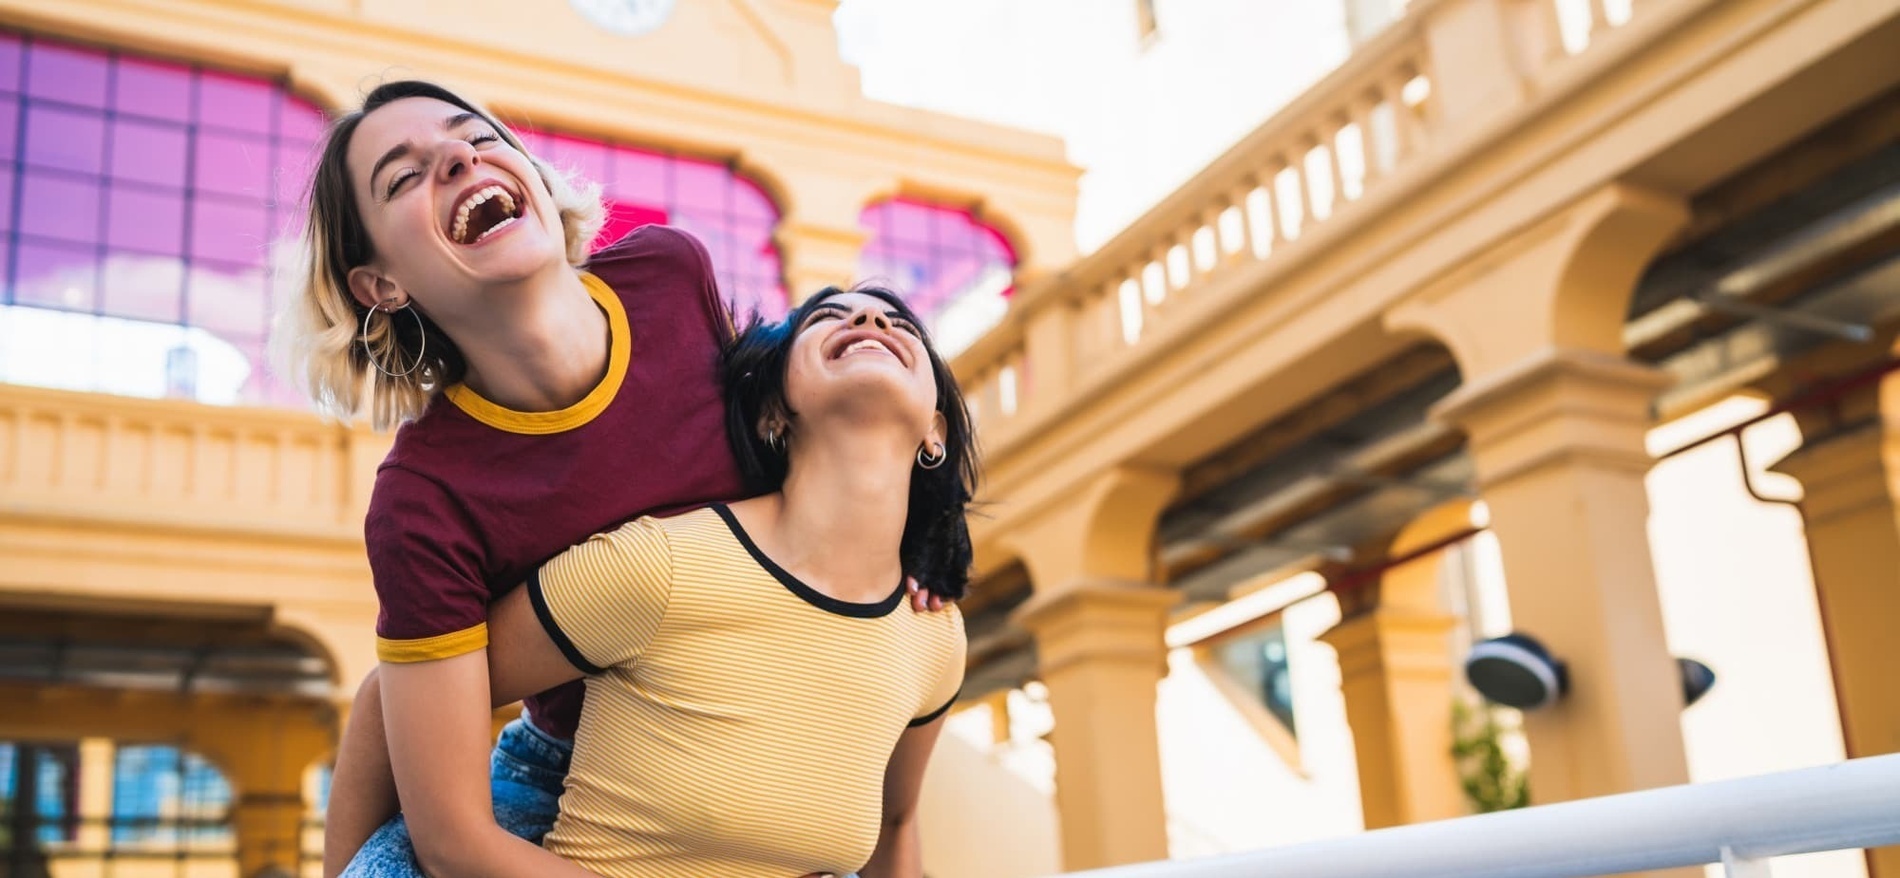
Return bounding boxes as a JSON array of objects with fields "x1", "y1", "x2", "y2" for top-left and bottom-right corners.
[
  {"x1": 3, "y1": 0, "x2": 1899, "y2": 877},
  {"x1": 0, "y1": 1, "x2": 1075, "y2": 874}
]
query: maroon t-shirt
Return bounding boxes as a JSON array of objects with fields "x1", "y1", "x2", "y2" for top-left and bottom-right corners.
[{"x1": 365, "y1": 225, "x2": 748, "y2": 738}]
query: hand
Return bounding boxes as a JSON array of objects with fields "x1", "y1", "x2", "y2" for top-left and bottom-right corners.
[{"x1": 905, "y1": 576, "x2": 949, "y2": 613}]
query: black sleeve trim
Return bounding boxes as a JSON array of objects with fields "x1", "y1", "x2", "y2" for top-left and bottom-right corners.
[
  {"x1": 909, "y1": 689, "x2": 961, "y2": 728},
  {"x1": 526, "y1": 569, "x2": 606, "y2": 675}
]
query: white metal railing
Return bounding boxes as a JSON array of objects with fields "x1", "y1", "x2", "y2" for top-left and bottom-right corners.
[{"x1": 1069, "y1": 754, "x2": 1900, "y2": 878}]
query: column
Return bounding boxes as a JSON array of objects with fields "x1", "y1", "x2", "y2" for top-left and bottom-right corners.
[
  {"x1": 747, "y1": 149, "x2": 888, "y2": 304},
  {"x1": 1434, "y1": 349, "x2": 1691, "y2": 809},
  {"x1": 1014, "y1": 581, "x2": 1178, "y2": 871},
  {"x1": 197, "y1": 699, "x2": 335, "y2": 878},
  {"x1": 1003, "y1": 466, "x2": 1181, "y2": 870},
  {"x1": 232, "y1": 790, "x2": 305, "y2": 878},
  {"x1": 71, "y1": 738, "x2": 116, "y2": 877},
  {"x1": 1322, "y1": 502, "x2": 1472, "y2": 828},
  {"x1": 1772, "y1": 418, "x2": 1900, "y2": 877},
  {"x1": 1415, "y1": 0, "x2": 1532, "y2": 127},
  {"x1": 776, "y1": 219, "x2": 869, "y2": 302},
  {"x1": 1322, "y1": 608, "x2": 1464, "y2": 827}
]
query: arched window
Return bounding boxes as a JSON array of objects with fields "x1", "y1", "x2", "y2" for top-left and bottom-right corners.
[
  {"x1": 858, "y1": 198, "x2": 1017, "y2": 355},
  {"x1": 513, "y1": 128, "x2": 787, "y2": 321},
  {"x1": 0, "y1": 29, "x2": 325, "y2": 407},
  {"x1": 110, "y1": 745, "x2": 233, "y2": 845}
]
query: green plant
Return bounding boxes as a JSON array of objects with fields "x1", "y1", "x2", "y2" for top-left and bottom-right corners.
[{"x1": 1451, "y1": 697, "x2": 1530, "y2": 812}]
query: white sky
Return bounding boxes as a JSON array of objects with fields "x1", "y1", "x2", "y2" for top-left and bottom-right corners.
[{"x1": 834, "y1": 0, "x2": 1355, "y2": 250}]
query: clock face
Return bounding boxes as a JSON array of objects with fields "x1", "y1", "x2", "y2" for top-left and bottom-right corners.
[{"x1": 569, "y1": 0, "x2": 678, "y2": 37}]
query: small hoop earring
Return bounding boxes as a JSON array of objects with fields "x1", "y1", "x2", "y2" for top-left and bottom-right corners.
[
  {"x1": 917, "y1": 441, "x2": 947, "y2": 470},
  {"x1": 765, "y1": 427, "x2": 787, "y2": 454},
  {"x1": 361, "y1": 297, "x2": 427, "y2": 379}
]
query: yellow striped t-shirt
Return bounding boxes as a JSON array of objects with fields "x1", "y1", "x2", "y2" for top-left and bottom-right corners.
[{"x1": 527, "y1": 504, "x2": 966, "y2": 878}]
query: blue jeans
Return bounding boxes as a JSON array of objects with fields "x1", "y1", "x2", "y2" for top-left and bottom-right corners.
[{"x1": 340, "y1": 714, "x2": 570, "y2": 877}]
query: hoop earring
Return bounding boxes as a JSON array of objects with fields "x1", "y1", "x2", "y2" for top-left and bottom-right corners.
[
  {"x1": 361, "y1": 297, "x2": 427, "y2": 379},
  {"x1": 917, "y1": 441, "x2": 947, "y2": 470},
  {"x1": 765, "y1": 427, "x2": 787, "y2": 454}
]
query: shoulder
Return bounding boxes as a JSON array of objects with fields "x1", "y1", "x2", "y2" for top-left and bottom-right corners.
[
  {"x1": 377, "y1": 397, "x2": 479, "y2": 468},
  {"x1": 367, "y1": 463, "x2": 457, "y2": 518},
  {"x1": 583, "y1": 225, "x2": 731, "y2": 341},
  {"x1": 585, "y1": 224, "x2": 713, "y2": 278},
  {"x1": 643, "y1": 505, "x2": 730, "y2": 551},
  {"x1": 364, "y1": 465, "x2": 478, "y2": 549}
]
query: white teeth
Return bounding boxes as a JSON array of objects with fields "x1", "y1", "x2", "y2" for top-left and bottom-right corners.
[
  {"x1": 473, "y1": 215, "x2": 517, "y2": 242},
  {"x1": 842, "y1": 339, "x2": 890, "y2": 357},
  {"x1": 451, "y1": 185, "x2": 513, "y2": 244}
]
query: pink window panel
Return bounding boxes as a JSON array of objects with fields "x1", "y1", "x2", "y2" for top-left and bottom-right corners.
[
  {"x1": 513, "y1": 127, "x2": 787, "y2": 321},
  {"x1": 858, "y1": 198, "x2": 1017, "y2": 326},
  {"x1": 0, "y1": 28, "x2": 326, "y2": 408}
]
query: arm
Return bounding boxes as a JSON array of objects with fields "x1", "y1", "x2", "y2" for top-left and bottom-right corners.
[
  {"x1": 387, "y1": 518, "x2": 665, "y2": 876},
  {"x1": 380, "y1": 652, "x2": 603, "y2": 878},
  {"x1": 486, "y1": 580, "x2": 587, "y2": 707},
  {"x1": 857, "y1": 716, "x2": 948, "y2": 878},
  {"x1": 321, "y1": 667, "x2": 399, "y2": 878},
  {"x1": 354, "y1": 469, "x2": 596, "y2": 878}
]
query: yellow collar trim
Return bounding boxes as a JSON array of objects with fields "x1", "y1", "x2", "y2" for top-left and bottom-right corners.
[{"x1": 445, "y1": 272, "x2": 629, "y2": 435}]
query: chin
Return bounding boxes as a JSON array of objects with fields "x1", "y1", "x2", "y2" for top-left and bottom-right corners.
[
  {"x1": 808, "y1": 382, "x2": 933, "y2": 423},
  {"x1": 468, "y1": 243, "x2": 566, "y2": 281}
]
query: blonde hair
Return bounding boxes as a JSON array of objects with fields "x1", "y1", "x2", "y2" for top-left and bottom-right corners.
[{"x1": 272, "y1": 81, "x2": 603, "y2": 431}]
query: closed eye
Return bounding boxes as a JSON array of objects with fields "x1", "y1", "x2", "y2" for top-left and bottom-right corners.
[
  {"x1": 384, "y1": 133, "x2": 503, "y2": 199},
  {"x1": 800, "y1": 305, "x2": 849, "y2": 332},
  {"x1": 385, "y1": 169, "x2": 418, "y2": 199}
]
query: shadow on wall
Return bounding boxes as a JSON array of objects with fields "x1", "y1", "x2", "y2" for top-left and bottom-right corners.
[{"x1": 917, "y1": 713, "x2": 1062, "y2": 878}]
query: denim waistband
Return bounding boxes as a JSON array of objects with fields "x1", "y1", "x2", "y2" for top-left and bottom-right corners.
[{"x1": 496, "y1": 710, "x2": 574, "y2": 774}]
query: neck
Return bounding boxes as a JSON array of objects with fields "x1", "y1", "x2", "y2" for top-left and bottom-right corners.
[
  {"x1": 766, "y1": 428, "x2": 916, "y2": 602},
  {"x1": 445, "y1": 266, "x2": 607, "y2": 412}
]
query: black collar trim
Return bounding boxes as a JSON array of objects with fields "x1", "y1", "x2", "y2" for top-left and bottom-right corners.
[{"x1": 711, "y1": 504, "x2": 906, "y2": 619}]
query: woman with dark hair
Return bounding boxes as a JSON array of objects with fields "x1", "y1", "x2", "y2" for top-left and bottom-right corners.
[
  {"x1": 274, "y1": 80, "x2": 947, "y2": 877},
  {"x1": 470, "y1": 285, "x2": 976, "y2": 878}
]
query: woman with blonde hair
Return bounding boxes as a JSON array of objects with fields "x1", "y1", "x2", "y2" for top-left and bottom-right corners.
[{"x1": 276, "y1": 80, "x2": 946, "y2": 877}]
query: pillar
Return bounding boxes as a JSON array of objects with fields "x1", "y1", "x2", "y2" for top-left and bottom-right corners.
[
  {"x1": 231, "y1": 791, "x2": 305, "y2": 878},
  {"x1": 1414, "y1": 0, "x2": 1532, "y2": 128},
  {"x1": 1435, "y1": 349, "x2": 1690, "y2": 807},
  {"x1": 1005, "y1": 466, "x2": 1181, "y2": 870},
  {"x1": 1773, "y1": 403, "x2": 1900, "y2": 877},
  {"x1": 195, "y1": 699, "x2": 335, "y2": 878},
  {"x1": 70, "y1": 738, "x2": 115, "y2": 877},
  {"x1": 1323, "y1": 611, "x2": 1464, "y2": 826},
  {"x1": 1774, "y1": 422, "x2": 1900, "y2": 759},
  {"x1": 776, "y1": 219, "x2": 868, "y2": 302},
  {"x1": 745, "y1": 149, "x2": 887, "y2": 304},
  {"x1": 1321, "y1": 500, "x2": 1472, "y2": 828},
  {"x1": 1015, "y1": 581, "x2": 1177, "y2": 870},
  {"x1": 1388, "y1": 187, "x2": 1693, "y2": 845}
]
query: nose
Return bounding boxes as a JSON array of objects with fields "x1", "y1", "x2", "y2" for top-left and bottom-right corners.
[
  {"x1": 434, "y1": 139, "x2": 480, "y2": 182},
  {"x1": 849, "y1": 308, "x2": 891, "y2": 331}
]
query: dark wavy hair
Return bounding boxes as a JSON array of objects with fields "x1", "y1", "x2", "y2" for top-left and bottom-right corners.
[{"x1": 722, "y1": 285, "x2": 979, "y2": 600}]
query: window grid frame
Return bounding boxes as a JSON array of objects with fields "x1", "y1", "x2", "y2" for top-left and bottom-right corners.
[
  {"x1": 858, "y1": 197, "x2": 1018, "y2": 326},
  {"x1": 514, "y1": 124, "x2": 788, "y2": 321},
  {"x1": 0, "y1": 27, "x2": 320, "y2": 407}
]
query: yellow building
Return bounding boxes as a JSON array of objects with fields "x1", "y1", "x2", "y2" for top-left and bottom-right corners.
[{"x1": 2, "y1": 0, "x2": 1898, "y2": 877}]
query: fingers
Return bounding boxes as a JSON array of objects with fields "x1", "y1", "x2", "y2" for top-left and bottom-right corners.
[{"x1": 906, "y1": 575, "x2": 952, "y2": 612}]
